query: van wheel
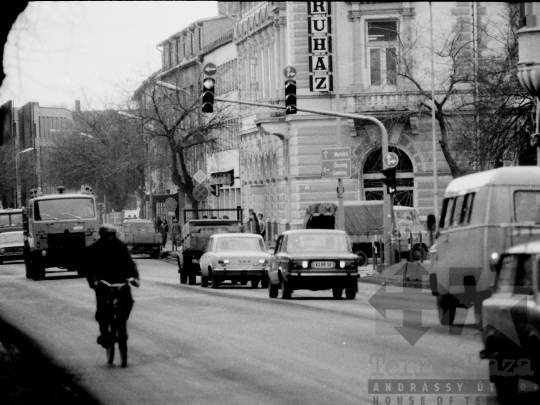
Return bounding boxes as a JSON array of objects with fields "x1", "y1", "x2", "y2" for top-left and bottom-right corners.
[
  {"x1": 355, "y1": 251, "x2": 368, "y2": 267},
  {"x1": 332, "y1": 287, "x2": 343, "y2": 299},
  {"x1": 493, "y1": 376, "x2": 518, "y2": 403},
  {"x1": 437, "y1": 294, "x2": 456, "y2": 326}
]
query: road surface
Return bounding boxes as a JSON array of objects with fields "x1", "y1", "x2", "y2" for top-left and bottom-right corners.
[{"x1": 0, "y1": 257, "x2": 505, "y2": 405}]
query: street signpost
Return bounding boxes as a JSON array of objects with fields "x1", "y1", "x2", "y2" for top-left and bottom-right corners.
[
  {"x1": 203, "y1": 63, "x2": 217, "y2": 77},
  {"x1": 192, "y1": 185, "x2": 209, "y2": 202},
  {"x1": 383, "y1": 152, "x2": 399, "y2": 168},
  {"x1": 283, "y1": 66, "x2": 297, "y2": 79},
  {"x1": 193, "y1": 170, "x2": 207, "y2": 184},
  {"x1": 321, "y1": 147, "x2": 351, "y2": 178}
]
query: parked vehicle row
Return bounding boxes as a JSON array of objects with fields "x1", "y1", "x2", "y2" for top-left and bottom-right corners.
[{"x1": 177, "y1": 219, "x2": 360, "y2": 300}]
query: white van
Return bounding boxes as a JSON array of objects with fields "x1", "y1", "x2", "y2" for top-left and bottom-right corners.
[{"x1": 429, "y1": 166, "x2": 540, "y2": 325}]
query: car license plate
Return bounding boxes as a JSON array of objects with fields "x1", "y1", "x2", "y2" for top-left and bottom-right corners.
[
  {"x1": 237, "y1": 259, "x2": 250, "y2": 264},
  {"x1": 312, "y1": 261, "x2": 335, "y2": 268}
]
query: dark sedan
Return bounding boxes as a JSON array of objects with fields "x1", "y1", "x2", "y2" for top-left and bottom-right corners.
[{"x1": 268, "y1": 229, "x2": 359, "y2": 299}]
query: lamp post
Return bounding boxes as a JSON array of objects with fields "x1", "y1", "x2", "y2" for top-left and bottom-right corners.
[
  {"x1": 117, "y1": 111, "x2": 154, "y2": 219},
  {"x1": 15, "y1": 147, "x2": 36, "y2": 207}
]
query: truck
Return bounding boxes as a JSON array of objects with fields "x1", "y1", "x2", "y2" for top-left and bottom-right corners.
[
  {"x1": 178, "y1": 218, "x2": 243, "y2": 285},
  {"x1": 304, "y1": 201, "x2": 429, "y2": 266},
  {"x1": 119, "y1": 219, "x2": 162, "y2": 258},
  {"x1": 22, "y1": 186, "x2": 99, "y2": 280}
]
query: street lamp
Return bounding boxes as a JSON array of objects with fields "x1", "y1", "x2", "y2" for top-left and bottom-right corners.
[{"x1": 15, "y1": 147, "x2": 36, "y2": 207}]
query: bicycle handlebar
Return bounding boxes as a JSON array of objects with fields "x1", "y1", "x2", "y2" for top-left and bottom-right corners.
[{"x1": 98, "y1": 277, "x2": 138, "y2": 288}]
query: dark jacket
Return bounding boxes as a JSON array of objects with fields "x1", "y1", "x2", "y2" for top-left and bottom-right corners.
[{"x1": 85, "y1": 236, "x2": 139, "y2": 288}]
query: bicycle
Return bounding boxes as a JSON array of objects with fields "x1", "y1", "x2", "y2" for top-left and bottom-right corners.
[{"x1": 99, "y1": 279, "x2": 136, "y2": 368}]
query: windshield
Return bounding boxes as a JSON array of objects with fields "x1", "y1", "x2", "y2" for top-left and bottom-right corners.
[
  {"x1": 216, "y1": 237, "x2": 265, "y2": 252},
  {"x1": 0, "y1": 212, "x2": 23, "y2": 228},
  {"x1": 285, "y1": 233, "x2": 351, "y2": 252},
  {"x1": 395, "y1": 209, "x2": 422, "y2": 228},
  {"x1": 34, "y1": 198, "x2": 95, "y2": 221},
  {"x1": 0, "y1": 232, "x2": 24, "y2": 244}
]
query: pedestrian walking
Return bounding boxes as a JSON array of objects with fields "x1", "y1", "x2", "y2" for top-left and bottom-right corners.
[
  {"x1": 171, "y1": 219, "x2": 181, "y2": 251},
  {"x1": 258, "y1": 213, "x2": 266, "y2": 239},
  {"x1": 160, "y1": 219, "x2": 169, "y2": 248},
  {"x1": 155, "y1": 216, "x2": 162, "y2": 233},
  {"x1": 249, "y1": 211, "x2": 260, "y2": 235}
]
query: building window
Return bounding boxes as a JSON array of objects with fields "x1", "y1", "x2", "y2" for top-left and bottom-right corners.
[{"x1": 367, "y1": 20, "x2": 398, "y2": 86}]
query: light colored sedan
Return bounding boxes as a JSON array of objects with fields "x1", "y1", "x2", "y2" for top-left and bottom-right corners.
[
  {"x1": 0, "y1": 231, "x2": 25, "y2": 264},
  {"x1": 199, "y1": 233, "x2": 271, "y2": 289}
]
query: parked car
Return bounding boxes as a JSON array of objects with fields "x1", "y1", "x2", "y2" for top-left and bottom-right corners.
[
  {"x1": 0, "y1": 231, "x2": 25, "y2": 264},
  {"x1": 199, "y1": 233, "x2": 271, "y2": 288},
  {"x1": 268, "y1": 229, "x2": 359, "y2": 299},
  {"x1": 479, "y1": 240, "x2": 540, "y2": 402}
]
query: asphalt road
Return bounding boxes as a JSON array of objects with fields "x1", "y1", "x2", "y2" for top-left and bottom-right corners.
[{"x1": 0, "y1": 257, "x2": 512, "y2": 404}]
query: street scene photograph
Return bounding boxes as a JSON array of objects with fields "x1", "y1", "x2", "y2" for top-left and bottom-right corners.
[{"x1": 1, "y1": 2, "x2": 540, "y2": 404}]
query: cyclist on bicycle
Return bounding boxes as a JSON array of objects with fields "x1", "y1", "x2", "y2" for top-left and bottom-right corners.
[{"x1": 85, "y1": 223, "x2": 140, "y2": 349}]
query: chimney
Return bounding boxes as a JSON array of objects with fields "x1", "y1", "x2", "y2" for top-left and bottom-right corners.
[{"x1": 75, "y1": 100, "x2": 80, "y2": 112}]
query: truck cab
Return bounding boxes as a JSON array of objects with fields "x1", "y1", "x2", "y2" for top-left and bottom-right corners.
[{"x1": 23, "y1": 186, "x2": 99, "y2": 280}]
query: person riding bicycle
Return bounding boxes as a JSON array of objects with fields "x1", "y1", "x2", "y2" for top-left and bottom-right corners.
[{"x1": 85, "y1": 223, "x2": 140, "y2": 349}]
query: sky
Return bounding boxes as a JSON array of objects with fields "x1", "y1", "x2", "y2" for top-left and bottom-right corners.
[{"x1": 0, "y1": 1, "x2": 219, "y2": 110}]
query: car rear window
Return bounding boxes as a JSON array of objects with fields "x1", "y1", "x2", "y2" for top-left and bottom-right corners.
[
  {"x1": 216, "y1": 237, "x2": 265, "y2": 252},
  {"x1": 286, "y1": 233, "x2": 350, "y2": 252}
]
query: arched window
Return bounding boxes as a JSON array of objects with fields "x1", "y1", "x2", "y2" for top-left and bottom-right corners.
[{"x1": 362, "y1": 146, "x2": 414, "y2": 207}]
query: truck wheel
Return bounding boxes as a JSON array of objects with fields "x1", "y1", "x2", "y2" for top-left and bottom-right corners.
[
  {"x1": 251, "y1": 278, "x2": 259, "y2": 288},
  {"x1": 180, "y1": 270, "x2": 188, "y2": 284},
  {"x1": 355, "y1": 251, "x2": 368, "y2": 267},
  {"x1": 31, "y1": 253, "x2": 45, "y2": 281},
  {"x1": 437, "y1": 294, "x2": 456, "y2": 326},
  {"x1": 332, "y1": 287, "x2": 343, "y2": 299},
  {"x1": 188, "y1": 264, "x2": 197, "y2": 285}
]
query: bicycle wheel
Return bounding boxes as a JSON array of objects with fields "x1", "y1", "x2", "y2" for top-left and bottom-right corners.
[
  {"x1": 107, "y1": 317, "x2": 116, "y2": 365},
  {"x1": 118, "y1": 321, "x2": 128, "y2": 368}
]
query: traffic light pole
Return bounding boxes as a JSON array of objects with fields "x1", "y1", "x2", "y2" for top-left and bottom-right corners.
[{"x1": 215, "y1": 97, "x2": 392, "y2": 266}]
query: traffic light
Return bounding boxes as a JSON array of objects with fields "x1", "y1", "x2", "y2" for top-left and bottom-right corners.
[
  {"x1": 209, "y1": 184, "x2": 220, "y2": 197},
  {"x1": 285, "y1": 79, "x2": 297, "y2": 115},
  {"x1": 381, "y1": 167, "x2": 397, "y2": 194},
  {"x1": 201, "y1": 78, "x2": 215, "y2": 113}
]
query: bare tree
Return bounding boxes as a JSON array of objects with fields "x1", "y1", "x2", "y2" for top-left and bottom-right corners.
[
  {"x1": 392, "y1": 4, "x2": 533, "y2": 177},
  {"x1": 46, "y1": 108, "x2": 147, "y2": 212},
  {"x1": 127, "y1": 68, "x2": 238, "y2": 212}
]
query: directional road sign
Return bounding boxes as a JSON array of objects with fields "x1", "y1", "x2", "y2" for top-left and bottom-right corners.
[
  {"x1": 203, "y1": 63, "x2": 217, "y2": 77},
  {"x1": 321, "y1": 147, "x2": 352, "y2": 178},
  {"x1": 383, "y1": 152, "x2": 399, "y2": 168},
  {"x1": 322, "y1": 147, "x2": 351, "y2": 161},
  {"x1": 283, "y1": 66, "x2": 296, "y2": 79},
  {"x1": 192, "y1": 185, "x2": 209, "y2": 201}
]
